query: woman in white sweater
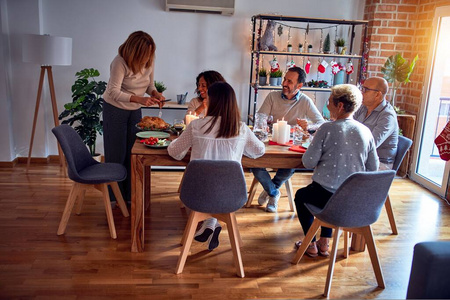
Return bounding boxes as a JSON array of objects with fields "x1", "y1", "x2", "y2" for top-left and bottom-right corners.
[
  {"x1": 103, "y1": 31, "x2": 165, "y2": 203},
  {"x1": 169, "y1": 82, "x2": 265, "y2": 250}
]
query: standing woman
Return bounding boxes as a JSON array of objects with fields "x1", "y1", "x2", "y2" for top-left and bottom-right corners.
[
  {"x1": 169, "y1": 82, "x2": 265, "y2": 250},
  {"x1": 103, "y1": 31, "x2": 165, "y2": 203},
  {"x1": 186, "y1": 70, "x2": 225, "y2": 117}
]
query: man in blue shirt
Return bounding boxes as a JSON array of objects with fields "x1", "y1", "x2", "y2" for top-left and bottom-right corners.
[{"x1": 354, "y1": 76, "x2": 398, "y2": 169}]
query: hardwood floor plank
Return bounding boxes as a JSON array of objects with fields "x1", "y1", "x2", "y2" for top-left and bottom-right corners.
[{"x1": 0, "y1": 164, "x2": 448, "y2": 299}]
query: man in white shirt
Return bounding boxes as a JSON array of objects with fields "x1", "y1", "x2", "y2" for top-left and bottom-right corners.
[{"x1": 253, "y1": 67, "x2": 325, "y2": 212}]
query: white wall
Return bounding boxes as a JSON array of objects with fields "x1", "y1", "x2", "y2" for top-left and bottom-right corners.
[{"x1": 0, "y1": 0, "x2": 364, "y2": 161}]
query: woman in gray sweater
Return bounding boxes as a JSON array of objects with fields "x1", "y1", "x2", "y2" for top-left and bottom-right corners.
[{"x1": 294, "y1": 84, "x2": 379, "y2": 257}]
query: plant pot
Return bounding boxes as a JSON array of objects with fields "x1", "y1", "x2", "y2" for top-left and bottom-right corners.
[
  {"x1": 277, "y1": 77, "x2": 282, "y2": 86},
  {"x1": 258, "y1": 76, "x2": 267, "y2": 86},
  {"x1": 307, "y1": 48, "x2": 312, "y2": 53},
  {"x1": 333, "y1": 70, "x2": 345, "y2": 85},
  {"x1": 298, "y1": 47, "x2": 303, "y2": 52},
  {"x1": 336, "y1": 46, "x2": 343, "y2": 54},
  {"x1": 287, "y1": 46, "x2": 292, "y2": 52},
  {"x1": 269, "y1": 77, "x2": 278, "y2": 86}
]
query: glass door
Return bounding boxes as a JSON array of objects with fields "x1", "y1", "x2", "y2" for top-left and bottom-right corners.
[{"x1": 411, "y1": 6, "x2": 450, "y2": 198}]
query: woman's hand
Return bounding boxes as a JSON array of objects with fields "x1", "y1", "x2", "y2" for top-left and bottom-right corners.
[
  {"x1": 151, "y1": 91, "x2": 166, "y2": 108},
  {"x1": 130, "y1": 95, "x2": 160, "y2": 107}
]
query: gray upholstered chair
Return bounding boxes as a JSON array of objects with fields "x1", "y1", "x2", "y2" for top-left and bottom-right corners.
[
  {"x1": 407, "y1": 241, "x2": 450, "y2": 299},
  {"x1": 292, "y1": 170, "x2": 396, "y2": 298},
  {"x1": 52, "y1": 124, "x2": 129, "y2": 239},
  {"x1": 384, "y1": 135, "x2": 412, "y2": 234},
  {"x1": 176, "y1": 160, "x2": 248, "y2": 278}
]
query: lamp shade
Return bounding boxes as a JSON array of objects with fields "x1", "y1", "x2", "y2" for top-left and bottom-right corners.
[{"x1": 22, "y1": 34, "x2": 72, "y2": 66}]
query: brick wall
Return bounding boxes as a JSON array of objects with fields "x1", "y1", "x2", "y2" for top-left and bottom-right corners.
[{"x1": 364, "y1": 0, "x2": 450, "y2": 114}]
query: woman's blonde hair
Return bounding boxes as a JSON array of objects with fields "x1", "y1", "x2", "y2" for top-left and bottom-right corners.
[
  {"x1": 119, "y1": 31, "x2": 155, "y2": 74},
  {"x1": 330, "y1": 84, "x2": 362, "y2": 113},
  {"x1": 203, "y1": 82, "x2": 241, "y2": 138}
]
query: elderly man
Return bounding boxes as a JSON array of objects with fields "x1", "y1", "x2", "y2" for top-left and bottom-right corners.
[
  {"x1": 354, "y1": 76, "x2": 398, "y2": 170},
  {"x1": 252, "y1": 66, "x2": 325, "y2": 213}
]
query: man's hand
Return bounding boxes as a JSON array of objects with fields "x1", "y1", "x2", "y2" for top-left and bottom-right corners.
[{"x1": 297, "y1": 118, "x2": 308, "y2": 131}]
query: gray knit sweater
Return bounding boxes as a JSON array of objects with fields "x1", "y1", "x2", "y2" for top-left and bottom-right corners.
[{"x1": 303, "y1": 118, "x2": 379, "y2": 193}]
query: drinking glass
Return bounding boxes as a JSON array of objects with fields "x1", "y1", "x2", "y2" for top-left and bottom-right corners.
[
  {"x1": 173, "y1": 119, "x2": 184, "y2": 136},
  {"x1": 253, "y1": 113, "x2": 268, "y2": 142},
  {"x1": 292, "y1": 125, "x2": 304, "y2": 146}
]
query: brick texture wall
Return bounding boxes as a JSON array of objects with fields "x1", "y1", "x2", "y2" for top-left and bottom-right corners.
[{"x1": 364, "y1": 0, "x2": 450, "y2": 114}]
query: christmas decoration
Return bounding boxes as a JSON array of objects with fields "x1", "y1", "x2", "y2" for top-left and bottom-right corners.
[
  {"x1": 306, "y1": 79, "x2": 329, "y2": 88},
  {"x1": 269, "y1": 57, "x2": 280, "y2": 73},
  {"x1": 318, "y1": 59, "x2": 329, "y2": 73},
  {"x1": 330, "y1": 60, "x2": 342, "y2": 75},
  {"x1": 323, "y1": 33, "x2": 331, "y2": 53},
  {"x1": 346, "y1": 61, "x2": 354, "y2": 74},
  {"x1": 259, "y1": 20, "x2": 277, "y2": 51},
  {"x1": 435, "y1": 121, "x2": 450, "y2": 161},
  {"x1": 305, "y1": 60, "x2": 311, "y2": 74},
  {"x1": 286, "y1": 59, "x2": 296, "y2": 69}
]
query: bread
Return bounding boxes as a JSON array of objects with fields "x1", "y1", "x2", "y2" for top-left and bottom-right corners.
[{"x1": 138, "y1": 116, "x2": 169, "y2": 130}]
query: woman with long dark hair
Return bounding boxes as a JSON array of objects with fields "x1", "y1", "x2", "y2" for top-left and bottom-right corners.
[{"x1": 169, "y1": 81, "x2": 265, "y2": 250}]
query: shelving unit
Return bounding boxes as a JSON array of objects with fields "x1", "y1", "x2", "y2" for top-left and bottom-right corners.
[{"x1": 247, "y1": 14, "x2": 368, "y2": 124}]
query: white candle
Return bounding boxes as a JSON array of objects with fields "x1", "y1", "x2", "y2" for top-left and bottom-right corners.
[
  {"x1": 277, "y1": 118, "x2": 289, "y2": 144},
  {"x1": 185, "y1": 112, "x2": 199, "y2": 126},
  {"x1": 272, "y1": 123, "x2": 279, "y2": 143},
  {"x1": 285, "y1": 125, "x2": 291, "y2": 142}
]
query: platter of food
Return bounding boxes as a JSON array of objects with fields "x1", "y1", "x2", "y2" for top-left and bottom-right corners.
[
  {"x1": 136, "y1": 116, "x2": 171, "y2": 131},
  {"x1": 140, "y1": 137, "x2": 170, "y2": 148}
]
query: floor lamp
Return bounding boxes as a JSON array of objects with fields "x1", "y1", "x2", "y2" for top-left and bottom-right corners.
[{"x1": 22, "y1": 34, "x2": 72, "y2": 171}]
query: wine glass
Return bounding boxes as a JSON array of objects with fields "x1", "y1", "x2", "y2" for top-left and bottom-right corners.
[{"x1": 173, "y1": 119, "x2": 184, "y2": 136}]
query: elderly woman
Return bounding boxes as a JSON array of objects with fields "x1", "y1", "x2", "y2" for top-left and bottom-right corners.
[{"x1": 294, "y1": 84, "x2": 379, "y2": 257}]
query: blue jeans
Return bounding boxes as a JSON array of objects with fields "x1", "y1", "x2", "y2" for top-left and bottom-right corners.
[{"x1": 251, "y1": 168, "x2": 295, "y2": 197}]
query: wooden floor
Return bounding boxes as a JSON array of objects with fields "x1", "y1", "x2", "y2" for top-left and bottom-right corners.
[{"x1": 0, "y1": 164, "x2": 449, "y2": 299}]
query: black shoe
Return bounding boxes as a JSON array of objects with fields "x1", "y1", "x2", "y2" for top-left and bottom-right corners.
[
  {"x1": 207, "y1": 222, "x2": 222, "y2": 250},
  {"x1": 194, "y1": 218, "x2": 216, "y2": 242}
]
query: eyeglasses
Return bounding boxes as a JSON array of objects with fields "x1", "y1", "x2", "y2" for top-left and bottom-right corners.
[{"x1": 359, "y1": 85, "x2": 380, "y2": 93}]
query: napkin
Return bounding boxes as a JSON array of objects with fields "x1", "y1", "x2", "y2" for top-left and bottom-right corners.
[
  {"x1": 288, "y1": 145, "x2": 307, "y2": 153},
  {"x1": 269, "y1": 140, "x2": 293, "y2": 147}
]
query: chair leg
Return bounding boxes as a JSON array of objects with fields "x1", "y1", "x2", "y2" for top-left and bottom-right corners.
[
  {"x1": 343, "y1": 231, "x2": 349, "y2": 258},
  {"x1": 324, "y1": 227, "x2": 343, "y2": 298},
  {"x1": 176, "y1": 211, "x2": 204, "y2": 274},
  {"x1": 110, "y1": 182, "x2": 129, "y2": 217},
  {"x1": 57, "y1": 182, "x2": 82, "y2": 235},
  {"x1": 362, "y1": 226, "x2": 385, "y2": 289},
  {"x1": 178, "y1": 171, "x2": 186, "y2": 209},
  {"x1": 75, "y1": 187, "x2": 86, "y2": 215},
  {"x1": 223, "y1": 213, "x2": 245, "y2": 278},
  {"x1": 98, "y1": 183, "x2": 117, "y2": 239},
  {"x1": 384, "y1": 195, "x2": 398, "y2": 235},
  {"x1": 292, "y1": 218, "x2": 321, "y2": 264},
  {"x1": 245, "y1": 176, "x2": 259, "y2": 208},
  {"x1": 284, "y1": 178, "x2": 295, "y2": 212}
]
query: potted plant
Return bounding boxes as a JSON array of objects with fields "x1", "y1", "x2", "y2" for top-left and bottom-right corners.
[
  {"x1": 154, "y1": 81, "x2": 166, "y2": 93},
  {"x1": 258, "y1": 68, "x2": 268, "y2": 86},
  {"x1": 307, "y1": 44, "x2": 313, "y2": 53},
  {"x1": 269, "y1": 70, "x2": 280, "y2": 86},
  {"x1": 335, "y1": 38, "x2": 345, "y2": 54},
  {"x1": 323, "y1": 33, "x2": 331, "y2": 54},
  {"x1": 298, "y1": 43, "x2": 303, "y2": 52},
  {"x1": 381, "y1": 53, "x2": 419, "y2": 108},
  {"x1": 274, "y1": 70, "x2": 283, "y2": 86},
  {"x1": 287, "y1": 43, "x2": 292, "y2": 52},
  {"x1": 59, "y1": 68, "x2": 107, "y2": 157}
]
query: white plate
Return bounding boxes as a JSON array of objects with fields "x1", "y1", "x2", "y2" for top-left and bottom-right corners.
[
  {"x1": 136, "y1": 131, "x2": 170, "y2": 139},
  {"x1": 144, "y1": 140, "x2": 171, "y2": 148}
]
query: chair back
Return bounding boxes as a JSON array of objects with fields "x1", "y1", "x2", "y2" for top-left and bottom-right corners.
[
  {"x1": 306, "y1": 170, "x2": 396, "y2": 228},
  {"x1": 52, "y1": 124, "x2": 98, "y2": 182},
  {"x1": 392, "y1": 135, "x2": 413, "y2": 172},
  {"x1": 180, "y1": 160, "x2": 248, "y2": 214}
]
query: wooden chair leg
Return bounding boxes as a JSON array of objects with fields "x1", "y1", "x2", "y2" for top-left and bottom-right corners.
[
  {"x1": 178, "y1": 171, "x2": 186, "y2": 208},
  {"x1": 75, "y1": 187, "x2": 86, "y2": 215},
  {"x1": 57, "y1": 182, "x2": 82, "y2": 235},
  {"x1": 292, "y1": 218, "x2": 321, "y2": 264},
  {"x1": 176, "y1": 211, "x2": 204, "y2": 274},
  {"x1": 362, "y1": 226, "x2": 385, "y2": 288},
  {"x1": 284, "y1": 178, "x2": 295, "y2": 212},
  {"x1": 324, "y1": 227, "x2": 343, "y2": 298},
  {"x1": 245, "y1": 176, "x2": 259, "y2": 208},
  {"x1": 343, "y1": 231, "x2": 349, "y2": 258},
  {"x1": 110, "y1": 182, "x2": 129, "y2": 217},
  {"x1": 224, "y1": 213, "x2": 245, "y2": 278},
  {"x1": 98, "y1": 183, "x2": 117, "y2": 239},
  {"x1": 384, "y1": 195, "x2": 398, "y2": 235}
]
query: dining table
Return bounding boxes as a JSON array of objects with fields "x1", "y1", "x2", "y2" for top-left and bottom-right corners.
[{"x1": 130, "y1": 136, "x2": 305, "y2": 252}]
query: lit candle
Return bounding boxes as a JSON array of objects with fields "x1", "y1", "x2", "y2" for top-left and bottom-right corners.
[
  {"x1": 185, "y1": 112, "x2": 199, "y2": 126},
  {"x1": 277, "y1": 118, "x2": 289, "y2": 144},
  {"x1": 272, "y1": 122, "x2": 279, "y2": 143}
]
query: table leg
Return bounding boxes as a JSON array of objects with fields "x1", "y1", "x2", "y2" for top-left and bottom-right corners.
[
  {"x1": 351, "y1": 233, "x2": 366, "y2": 252},
  {"x1": 145, "y1": 166, "x2": 151, "y2": 211},
  {"x1": 131, "y1": 154, "x2": 145, "y2": 252}
]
